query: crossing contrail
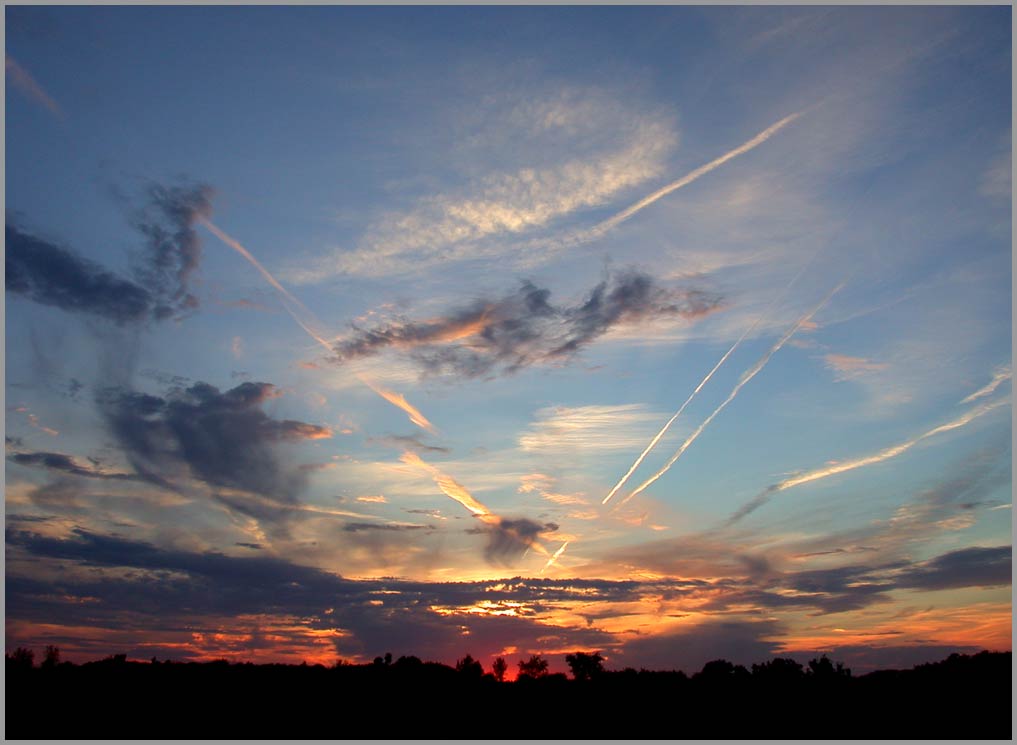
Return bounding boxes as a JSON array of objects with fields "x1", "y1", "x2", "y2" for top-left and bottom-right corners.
[
  {"x1": 540, "y1": 540, "x2": 569, "y2": 574},
  {"x1": 617, "y1": 282, "x2": 844, "y2": 507},
  {"x1": 202, "y1": 219, "x2": 439, "y2": 434},
  {"x1": 401, "y1": 451, "x2": 550, "y2": 557},
  {"x1": 725, "y1": 395, "x2": 1011, "y2": 525},
  {"x1": 602, "y1": 258, "x2": 818, "y2": 506}
]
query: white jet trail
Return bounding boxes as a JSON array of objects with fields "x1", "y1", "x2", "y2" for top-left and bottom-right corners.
[
  {"x1": 566, "y1": 112, "x2": 802, "y2": 251},
  {"x1": 540, "y1": 541, "x2": 569, "y2": 574},
  {"x1": 959, "y1": 365, "x2": 1011, "y2": 404},
  {"x1": 200, "y1": 218, "x2": 334, "y2": 352},
  {"x1": 602, "y1": 256, "x2": 819, "y2": 506},
  {"x1": 618, "y1": 282, "x2": 844, "y2": 507},
  {"x1": 726, "y1": 396, "x2": 1011, "y2": 524},
  {"x1": 202, "y1": 219, "x2": 441, "y2": 435}
]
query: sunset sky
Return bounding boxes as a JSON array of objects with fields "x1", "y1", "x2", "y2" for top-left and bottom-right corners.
[{"x1": 5, "y1": 6, "x2": 1011, "y2": 674}]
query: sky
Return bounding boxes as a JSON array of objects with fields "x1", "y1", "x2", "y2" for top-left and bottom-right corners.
[{"x1": 5, "y1": 6, "x2": 1012, "y2": 675}]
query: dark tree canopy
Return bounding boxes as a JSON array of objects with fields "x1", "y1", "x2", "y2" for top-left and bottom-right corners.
[
  {"x1": 565, "y1": 651, "x2": 605, "y2": 681},
  {"x1": 517, "y1": 654, "x2": 549, "y2": 680}
]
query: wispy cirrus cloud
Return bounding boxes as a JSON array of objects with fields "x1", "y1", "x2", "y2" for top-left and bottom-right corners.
[
  {"x1": 519, "y1": 404, "x2": 667, "y2": 455},
  {"x1": 823, "y1": 353, "x2": 890, "y2": 382},
  {"x1": 284, "y1": 87, "x2": 676, "y2": 282}
]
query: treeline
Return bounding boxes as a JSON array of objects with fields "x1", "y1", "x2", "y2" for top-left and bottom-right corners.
[{"x1": 6, "y1": 648, "x2": 1010, "y2": 738}]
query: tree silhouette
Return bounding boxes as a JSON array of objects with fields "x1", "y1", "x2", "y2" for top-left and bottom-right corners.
[
  {"x1": 455, "y1": 654, "x2": 483, "y2": 678},
  {"x1": 491, "y1": 656, "x2": 507, "y2": 682},
  {"x1": 42, "y1": 645, "x2": 61, "y2": 669},
  {"x1": 695, "y1": 659, "x2": 750, "y2": 682},
  {"x1": 517, "y1": 654, "x2": 549, "y2": 680},
  {"x1": 565, "y1": 651, "x2": 604, "y2": 681},
  {"x1": 6, "y1": 647, "x2": 34, "y2": 671},
  {"x1": 751, "y1": 657, "x2": 804, "y2": 681},
  {"x1": 807, "y1": 655, "x2": 851, "y2": 678}
]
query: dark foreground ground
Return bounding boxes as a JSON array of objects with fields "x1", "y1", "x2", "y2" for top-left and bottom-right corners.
[{"x1": 6, "y1": 650, "x2": 1011, "y2": 739}]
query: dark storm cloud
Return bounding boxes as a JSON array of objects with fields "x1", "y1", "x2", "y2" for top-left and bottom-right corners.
[
  {"x1": 334, "y1": 270, "x2": 722, "y2": 378},
  {"x1": 7, "y1": 450, "x2": 138, "y2": 481},
  {"x1": 894, "y1": 545, "x2": 1011, "y2": 591},
  {"x1": 6, "y1": 182, "x2": 214, "y2": 325},
  {"x1": 97, "y1": 380, "x2": 331, "y2": 503},
  {"x1": 6, "y1": 224, "x2": 155, "y2": 324}
]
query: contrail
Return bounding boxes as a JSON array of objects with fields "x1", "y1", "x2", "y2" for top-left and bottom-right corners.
[
  {"x1": 726, "y1": 396, "x2": 1011, "y2": 524},
  {"x1": 618, "y1": 282, "x2": 844, "y2": 507},
  {"x1": 400, "y1": 451, "x2": 489, "y2": 516},
  {"x1": 602, "y1": 257, "x2": 818, "y2": 506},
  {"x1": 401, "y1": 451, "x2": 550, "y2": 557},
  {"x1": 201, "y1": 219, "x2": 439, "y2": 435},
  {"x1": 960, "y1": 365, "x2": 1011, "y2": 404},
  {"x1": 563, "y1": 112, "x2": 802, "y2": 251},
  {"x1": 540, "y1": 541, "x2": 569, "y2": 574},
  {"x1": 361, "y1": 376, "x2": 438, "y2": 435},
  {"x1": 199, "y1": 218, "x2": 333, "y2": 351},
  {"x1": 6, "y1": 55, "x2": 62, "y2": 117}
]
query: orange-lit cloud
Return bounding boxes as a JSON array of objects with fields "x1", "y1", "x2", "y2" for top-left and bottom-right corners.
[
  {"x1": 400, "y1": 451, "x2": 492, "y2": 517},
  {"x1": 400, "y1": 451, "x2": 551, "y2": 560},
  {"x1": 823, "y1": 353, "x2": 889, "y2": 381},
  {"x1": 359, "y1": 376, "x2": 437, "y2": 434}
]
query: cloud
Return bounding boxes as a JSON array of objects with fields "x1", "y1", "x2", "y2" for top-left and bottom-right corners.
[
  {"x1": 400, "y1": 451, "x2": 556, "y2": 565},
  {"x1": 342, "y1": 522, "x2": 430, "y2": 533},
  {"x1": 519, "y1": 404, "x2": 665, "y2": 454},
  {"x1": 6, "y1": 224, "x2": 155, "y2": 324},
  {"x1": 6, "y1": 55, "x2": 61, "y2": 116},
  {"x1": 133, "y1": 183, "x2": 214, "y2": 319},
  {"x1": 335, "y1": 271, "x2": 720, "y2": 379},
  {"x1": 518, "y1": 473, "x2": 589, "y2": 506},
  {"x1": 7, "y1": 450, "x2": 138, "y2": 481},
  {"x1": 823, "y1": 353, "x2": 890, "y2": 382},
  {"x1": 96, "y1": 380, "x2": 332, "y2": 507},
  {"x1": 6, "y1": 182, "x2": 215, "y2": 325},
  {"x1": 894, "y1": 545, "x2": 1011, "y2": 591},
  {"x1": 551, "y1": 111, "x2": 803, "y2": 253},
  {"x1": 369, "y1": 434, "x2": 450, "y2": 455},
  {"x1": 285, "y1": 88, "x2": 676, "y2": 281},
  {"x1": 482, "y1": 517, "x2": 557, "y2": 566},
  {"x1": 616, "y1": 619, "x2": 783, "y2": 673}
]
